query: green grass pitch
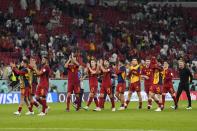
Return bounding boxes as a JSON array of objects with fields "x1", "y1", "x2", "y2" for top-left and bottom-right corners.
[{"x1": 0, "y1": 101, "x2": 196, "y2": 131}]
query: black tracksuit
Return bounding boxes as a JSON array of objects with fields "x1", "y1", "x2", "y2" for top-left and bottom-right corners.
[{"x1": 176, "y1": 67, "x2": 193, "y2": 107}]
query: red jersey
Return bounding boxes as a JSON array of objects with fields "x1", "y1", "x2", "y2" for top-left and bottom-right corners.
[
  {"x1": 163, "y1": 68, "x2": 173, "y2": 86},
  {"x1": 67, "y1": 64, "x2": 80, "y2": 85},
  {"x1": 88, "y1": 68, "x2": 98, "y2": 87},
  {"x1": 101, "y1": 68, "x2": 111, "y2": 87},
  {"x1": 39, "y1": 65, "x2": 50, "y2": 87},
  {"x1": 141, "y1": 66, "x2": 153, "y2": 85}
]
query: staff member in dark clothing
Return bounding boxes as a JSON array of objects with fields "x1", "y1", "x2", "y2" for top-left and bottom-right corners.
[{"x1": 175, "y1": 59, "x2": 193, "y2": 110}]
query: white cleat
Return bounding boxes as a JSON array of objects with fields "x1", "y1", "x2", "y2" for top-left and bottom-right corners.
[
  {"x1": 93, "y1": 107, "x2": 101, "y2": 112},
  {"x1": 13, "y1": 111, "x2": 21, "y2": 116},
  {"x1": 112, "y1": 108, "x2": 116, "y2": 112},
  {"x1": 37, "y1": 112, "x2": 46, "y2": 116},
  {"x1": 186, "y1": 107, "x2": 192, "y2": 110},
  {"x1": 83, "y1": 106, "x2": 89, "y2": 111},
  {"x1": 118, "y1": 107, "x2": 125, "y2": 111},
  {"x1": 170, "y1": 106, "x2": 175, "y2": 109},
  {"x1": 25, "y1": 111, "x2": 34, "y2": 115},
  {"x1": 155, "y1": 107, "x2": 162, "y2": 112}
]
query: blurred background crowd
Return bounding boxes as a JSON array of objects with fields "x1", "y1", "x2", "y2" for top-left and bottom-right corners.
[{"x1": 0, "y1": 0, "x2": 196, "y2": 81}]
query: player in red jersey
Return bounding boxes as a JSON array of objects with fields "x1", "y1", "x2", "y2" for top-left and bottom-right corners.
[
  {"x1": 11, "y1": 60, "x2": 33, "y2": 116},
  {"x1": 149, "y1": 64, "x2": 163, "y2": 112},
  {"x1": 141, "y1": 58, "x2": 153, "y2": 109},
  {"x1": 162, "y1": 61, "x2": 177, "y2": 110},
  {"x1": 25, "y1": 57, "x2": 40, "y2": 115},
  {"x1": 94, "y1": 59, "x2": 115, "y2": 111},
  {"x1": 114, "y1": 60, "x2": 126, "y2": 110},
  {"x1": 33, "y1": 56, "x2": 51, "y2": 116},
  {"x1": 83, "y1": 59, "x2": 99, "y2": 110},
  {"x1": 65, "y1": 53, "x2": 81, "y2": 112}
]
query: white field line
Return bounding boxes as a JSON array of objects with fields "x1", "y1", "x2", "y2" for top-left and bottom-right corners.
[{"x1": 0, "y1": 128, "x2": 166, "y2": 131}]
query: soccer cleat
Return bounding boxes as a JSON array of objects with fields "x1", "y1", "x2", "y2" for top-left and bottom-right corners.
[
  {"x1": 25, "y1": 111, "x2": 34, "y2": 115},
  {"x1": 171, "y1": 105, "x2": 178, "y2": 110},
  {"x1": 186, "y1": 106, "x2": 192, "y2": 110},
  {"x1": 138, "y1": 106, "x2": 142, "y2": 109},
  {"x1": 93, "y1": 107, "x2": 101, "y2": 112},
  {"x1": 83, "y1": 106, "x2": 89, "y2": 111},
  {"x1": 118, "y1": 107, "x2": 125, "y2": 111},
  {"x1": 155, "y1": 108, "x2": 162, "y2": 112},
  {"x1": 37, "y1": 112, "x2": 46, "y2": 116},
  {"x1": 112, "y1": 108, "x2": 116, "y2": 112},
  {"x1": 13, "y1": 111, "x2": 21, "y2": 116}
]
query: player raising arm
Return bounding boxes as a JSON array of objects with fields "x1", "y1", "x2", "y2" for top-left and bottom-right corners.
[
  {"x1": 65, "y1": 53, "x2": 81, "y2": 112},
  {"x1": 94, "y1": 59, "x2": 115, "y2": 112},
  {"x1": 33, "y1": 56, "x2": 51, "y2": 116},
  {"x1": 83, "y1": 59, "x2": 99, "y2": 110}
]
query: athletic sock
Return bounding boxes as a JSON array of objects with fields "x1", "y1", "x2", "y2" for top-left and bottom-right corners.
[
  {"x1": 99, "y1": 97, "x2": 104, "y2": 108},
  {"x1": 66, "y1": 96, "x2": 71, "y2": 110},
  {"x1": 41, "y1": 99, "x2": 47, "y2": 113},
  {"x1": 94, "y1": 97, "x2": 99, "y2": 107},
  {"x1": 172, "y1": 96, "x2": 177, "y2": 106},
  {"x1": 87, "y1": 97, "x2": 93, "y2": 107},
  {"x1": 18, "y1": 107, "x2": 22, "y2": 113},
  {"x1": 110, "y1": 97, "x2": 115, "y2": 108},
  {"x1": 139, "y1": 101, "x2": 142, "y2": 109},
  {"x1": 162, "y1": 95, "x2": 165, "y2": 108}
]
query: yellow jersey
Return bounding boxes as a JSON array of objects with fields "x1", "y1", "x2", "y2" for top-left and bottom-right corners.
[{"x1": 129, "y1": 65, "x2": 140, "y2": 83}]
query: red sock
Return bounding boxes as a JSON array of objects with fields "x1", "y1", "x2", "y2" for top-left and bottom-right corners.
[
  {"x1": 76, "y1": 96, "x2": 80, "y2": 109},
  {"x1": 66, "y1": 96, "x2": 71, "y2": 110},
  {"x1": 172, "y1": 96, "x2": 177, "y2": 106},
  {"x1": 148, "y1": 99, "x2": 152, "y2": 106},
  {"x1": 36, "y1": 98, "x2": 43, "y2": 106},
  {"x1": 126, "y1": 100, "x2": 130, "y2": 106},
  {"x1": 94, "y1": 97, "x2": 99, "y2": 107},
  {"x1": 33, "y1": 101, "x2": 39, "y2": 107},
  {"x1": 99, "y1": 97, "x2": 104, "y2": 108},
  {"x1": 18, "y1": 107, "x2": 22, "y2": 112},
  {"x1": 158, "y1": 102, "x2": 162, "y2": 108},
  {"x1": 139, "y1": 101, "x2": 142, "y2": 108},
  {"x1": 28, "y1": 106, "x2": 33, "y2": 112},
  {"x1": 110, "y1": 97, "x2": 115, "y2": 108},
  {"x1": 41, "y1": 99, "x2": 47, "y2": 113},
  {"x1": 162, "y1": 95, "x2": 165, "y2": 107},
  {"x1": 87, "y1": 97, "x2": 93, "y2": 107}
]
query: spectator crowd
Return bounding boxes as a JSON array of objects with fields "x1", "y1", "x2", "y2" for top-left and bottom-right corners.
[{"x1": 0, "y1": 0, "x2": 197, "y2": 79}]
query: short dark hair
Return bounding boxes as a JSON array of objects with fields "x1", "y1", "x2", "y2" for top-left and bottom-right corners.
[{"x1": 22, "y1": 59, "x2": 29, "y2": 64}]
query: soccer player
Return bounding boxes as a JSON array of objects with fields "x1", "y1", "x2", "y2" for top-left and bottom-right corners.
[
  {"x1": 141, "y1": 57, "x2": 153, "y2": 109},
  {"x1": 83, "y1": 59, "x2": 99, "y2": 110},
  {"x1": 149, "y1": 65, "x2": 163, "y2": 112},
  {"x1": 162, "y1": 61, "x2": 177, "y2": 110},
  {"x1": 65, "y1": 53, "x2": 81, "y2": 112},
  {"x1": 125, "y1": 58, "x2": 142, "y2": 109},
  {"x1": 33, "y1": 56, "x2": 51, "y2": 116},
  {"x1": 25, "y1": 57, "x2": 40, "y2": 115},
  {"x1": 114, "y1": 60, "x2": 126, "y2": 110},
  {"x1": 11, "y1": 60, "x2": 33, "y2": 115},
  {"x1": 94, "y1": 59, "x2": 115, "y2": 112}
]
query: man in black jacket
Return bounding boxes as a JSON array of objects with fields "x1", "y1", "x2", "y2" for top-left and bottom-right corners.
[{"x1": 175, "y1": 59, "x2": 193, "y2": 110}]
